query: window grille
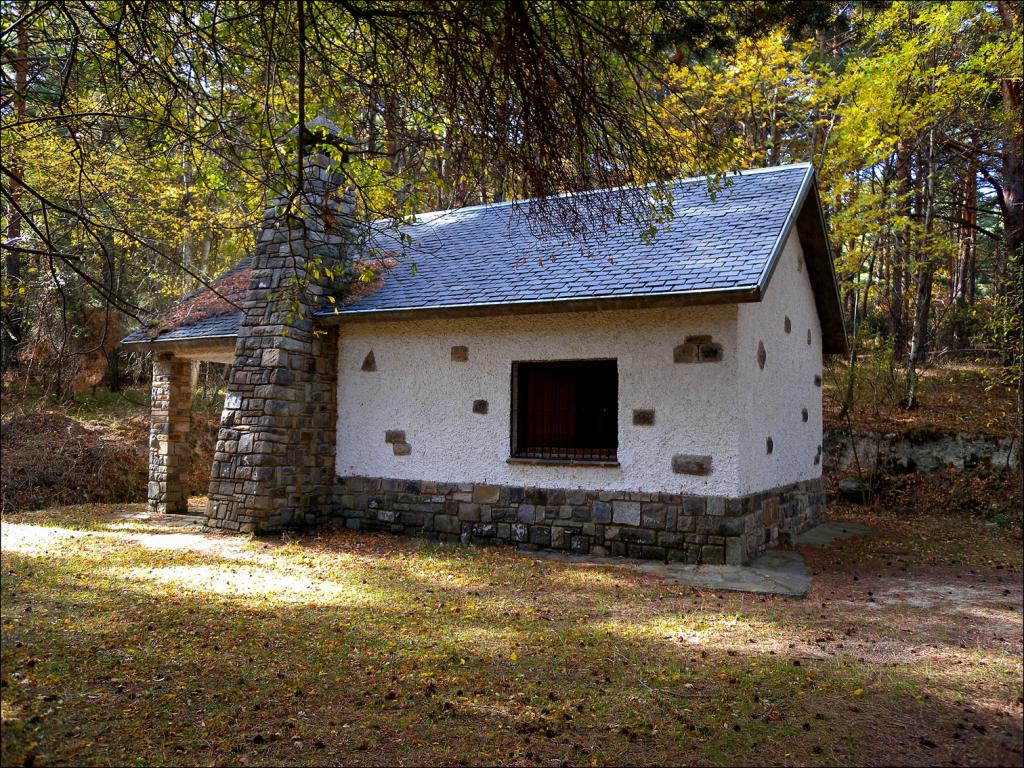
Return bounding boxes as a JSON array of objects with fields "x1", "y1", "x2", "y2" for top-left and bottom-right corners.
[{"x1": 510, "y1": 360, "x2": 618, "y2": 461}]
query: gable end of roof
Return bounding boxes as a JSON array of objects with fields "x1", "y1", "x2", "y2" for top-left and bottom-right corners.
[
  {"x1": 752, "y1": 166, "x2": 847, "y2": 355},
  {"x1": 795, "y1": 177, "x2": 847, "y2": 355}
]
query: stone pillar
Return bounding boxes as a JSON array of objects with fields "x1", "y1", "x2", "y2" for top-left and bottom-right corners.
[
  {"x1": 149, "y1": 354, "x2": 192, "y2": 514},
  {"x1": 205, "y1": 123, "x2": 353, "y2": 533}
]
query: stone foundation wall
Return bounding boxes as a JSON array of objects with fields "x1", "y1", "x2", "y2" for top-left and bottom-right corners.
[{"x1": 331, "y1": 476, "x2": 825, "y2": 564}]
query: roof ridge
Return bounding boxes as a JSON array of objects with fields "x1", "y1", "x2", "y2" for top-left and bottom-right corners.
[{"x1": 367, "y1": 163, "x2": 814, "y2": 225}]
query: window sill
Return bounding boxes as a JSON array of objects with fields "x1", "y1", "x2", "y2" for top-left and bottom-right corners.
[{"x1": 506, "y1": 457, "x2": 620, "y2": 468}]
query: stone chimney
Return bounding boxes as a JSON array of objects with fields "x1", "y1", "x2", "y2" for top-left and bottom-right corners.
[{"x1": 205, "y1": 119, "x2": 355, "y2": 532}]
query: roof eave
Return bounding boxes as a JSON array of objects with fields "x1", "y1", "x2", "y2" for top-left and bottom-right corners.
[
  {"x1": 315, "y1": 285, "x2": 762, "y2": 324},
  {"x1": 119, "y1": 334, "x2": 238, "y2": 354},
  {"x1": 801, "y1": 176, "x2": 848, "y2": 356}
]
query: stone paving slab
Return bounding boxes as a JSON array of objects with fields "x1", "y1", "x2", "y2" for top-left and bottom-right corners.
[
  {"x1": 524, "y1": 548, "x2": 811, "y2": 598},
  {"x1": 118, "y1": 512, "x2": 205, "y2": 528},
  {"x1": 796, "y1": 520, "x2": 871, "y2": 548},
  {"x1": 523, "y1": 521, "x2": 874, "y2": 598}
]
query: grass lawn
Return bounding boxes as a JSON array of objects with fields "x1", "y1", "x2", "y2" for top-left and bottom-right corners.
[{"x1": 2, "y1": 504, "x2": 1021, "y2": 767}]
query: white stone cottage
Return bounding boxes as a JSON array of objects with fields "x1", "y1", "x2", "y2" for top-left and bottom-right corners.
[{"x1": 123, "y1": 136, "x2": 846, "y2": 566}]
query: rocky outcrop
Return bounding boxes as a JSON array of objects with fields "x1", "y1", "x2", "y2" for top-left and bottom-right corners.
[{"x1": 825, "y1": 429, "x2": 1018, "y2": 474}]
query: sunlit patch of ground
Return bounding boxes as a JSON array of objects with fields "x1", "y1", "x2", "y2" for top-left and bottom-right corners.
[{"x1": 2, "y1": 503, "x2": 1022, "y2": 767}]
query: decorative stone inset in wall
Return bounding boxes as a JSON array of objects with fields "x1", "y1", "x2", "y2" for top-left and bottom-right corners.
[
  {"x1": 813, "y1": 374, "x2": 822, "y2": 387},
  {"x1": 802, "y1": 407, "x2": 809, "y2": 422},
  {"x1": 784, "y1": 316, "x2": 792, "y2": 333},
  {"x1": 757, "y1": 340, "x2": 766, "y2": 370},
  {"x1": 393, "y1": 442, "x2": 412, "y2": 456},
  {"x1": 472, "y1": 399, "x2": 489, "y2": 414},
  {"x1": 807, "y1": 329, "x2": 812, "y2": 346},
  {"x1": 451, "y1": 345, "x2": 468, "y2": 362},
  {"x1": 384, "y1": 430, "x2": 406, "y2": 444},
  {"x1": 674, "y1": 335, "x2": 723, "y2": 363},
  {"x1": 766, "y1": 437, "x2": 774, "y2": 454},
  {"x1": 700, "y1": 344, "x2": 723, "y2": 362},
  {"x1": 361, "y1": 350, "x2": 377, "y2": 371},
  {"x1": 671, "y1": 454, "x2": 712, "y2": 475},
  {"x1": 632, "y1": 409, "x2": 655, "y2": 426}
]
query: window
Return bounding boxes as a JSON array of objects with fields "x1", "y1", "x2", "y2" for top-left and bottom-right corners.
[{"x1": 511, "y1": 360, "x2": 618, "y2": 462}]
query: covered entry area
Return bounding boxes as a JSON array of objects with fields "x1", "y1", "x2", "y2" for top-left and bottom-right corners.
[
  {"x1": 123, "y1": 312, "x2": 241, "y2": 516},
  {"x1": 146, "y1": 339, "x2": 236, "y2": 515},
  {"x1": 120, "y1": 260, "x2": 249, "y2": 515}
]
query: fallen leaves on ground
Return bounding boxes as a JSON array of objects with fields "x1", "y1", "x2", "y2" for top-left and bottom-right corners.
[{"x1": 2, "y1": 504, "x2": 1022, "y2": 767}]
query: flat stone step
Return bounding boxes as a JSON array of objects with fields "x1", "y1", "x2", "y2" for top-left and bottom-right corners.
[
  {"x1": 118, "y1": 512, "x2": 205, "y2": 528},
  {"x1": 796, "y1": 520, "x2": 871, "y2": 548},
  {"x1": 523, "y1": 548, "x2": 810, "y2": 598}
]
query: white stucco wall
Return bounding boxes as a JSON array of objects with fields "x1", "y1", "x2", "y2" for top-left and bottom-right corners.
[
  {"x1": 736, "y1": 230, "x2": 824, "y2": 495},
  {"x1": 335, "y1": 227, "x2": 826, "y2": 498},
  {"x1": 336, "y1": 304, "x2": 747, "y2": 496}
]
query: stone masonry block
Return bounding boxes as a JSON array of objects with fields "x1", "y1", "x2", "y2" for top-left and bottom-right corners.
[
  {"x1": 632, "y1": 409, "x2": 655, "y2": 426},
  {"x1": 672, "y1": 454, "x2": 712, "y2": 475},
  {"x1": 591, "y1": 501, "x2": 612, "y2": 523},
  {"x1": 472, "y1": 484, "x2": 500, "y2": 504},
  {"x1": 612, "y1": 501, "x2": 641, "y2": 526},
  {"x1": 674, "y1": 335, "x2": 722, "y2": 364}
]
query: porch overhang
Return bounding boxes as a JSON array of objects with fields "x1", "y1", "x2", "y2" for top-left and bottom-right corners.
[{"x1": 120, "y1": 336, "x2": 237, "y2": 364}]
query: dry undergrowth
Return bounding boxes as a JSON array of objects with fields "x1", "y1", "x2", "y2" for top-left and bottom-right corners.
[
  {"x1": 823, "y1": 360, "x2": 1018, "y2": 439},
  {"x1": 0, "y1": 412, "x2": 218, "y2": 515}
]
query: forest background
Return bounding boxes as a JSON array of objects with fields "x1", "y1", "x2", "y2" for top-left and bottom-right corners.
[{"x1": 1, "y1": 0, "x2": 1021, "y2": 460}]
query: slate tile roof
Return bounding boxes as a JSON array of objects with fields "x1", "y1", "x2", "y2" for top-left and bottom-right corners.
[
  {"x1": 320, "y1": 163, "x2": 813, "y2": 318},
  {"x1": 121, "y1": 259, "x2": 250, "y2": 345},
  {"x1": 125, "y1": 164, "x2": 835, "y2": 348},
  {"x1": 121, "y1": 310, "x2": 243, "y2": 344}
]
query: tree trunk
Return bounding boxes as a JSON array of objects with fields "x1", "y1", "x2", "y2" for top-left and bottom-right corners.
[
  {"x1": 100, "y1": 251, "x2": 121, "y2": 393},
  {"x1": 997, "y1": 0, "x2": 1023, "y2": 264},
  {"x1": 1, "y1": 12, "x2": 28, "y2": 374},
  {"x1": 996, "y1": 1, "x2": 1022, "y2": 496},
  {"x1": 905, "y1": 129, "x2": 937, "y2": 409},
  {"x1": 907, "y1": 267, "x2": 934, "y2": 366},
  {"x1": 1002, "y1": 78, "x2": 1023, "y2": 263},
  {"x1": 952, "y1": 157, "x2": 978, "y2": 349},
  {"x1": 891, "y1": 143, "x2": 912, "y2": 358}
]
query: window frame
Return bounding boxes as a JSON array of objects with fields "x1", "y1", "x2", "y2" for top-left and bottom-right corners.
[{"x1": 508, "y1": 358, "x2": 619, "y2": 465}]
